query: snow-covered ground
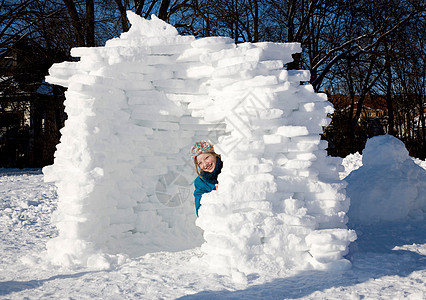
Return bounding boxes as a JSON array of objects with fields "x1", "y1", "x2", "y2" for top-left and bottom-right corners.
[{"x1": 1, "y1": 149, "x2": 425, "y2": 299}]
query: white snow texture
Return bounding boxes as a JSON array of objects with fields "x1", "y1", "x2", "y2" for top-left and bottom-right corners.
[
  {"x1": 346, "y1": 135, "x2": 426, "y2": 225},
  {"x1": 43, "y1": 12, "x2": 356, "y2": 278}
]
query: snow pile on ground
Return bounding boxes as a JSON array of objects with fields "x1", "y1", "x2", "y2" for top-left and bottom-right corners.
[
  {"x1": 340, "y1": 142, "x2": 426, "y2": 178},
  {"x1": 340, "y1": 152, "x2": 363, "y2": 179},
  {"x1": 346, "y1": 135, "x2": 426, "y2": 225},
  {"x1": 413, "y1": 157, "x2": 426, "y2": 170},
  {"x1": 0, "y1": 169, "x2": 58, "y2": 267},
  {"x1": 43, "y1": 11, "x2": 355, "y2": 278}
]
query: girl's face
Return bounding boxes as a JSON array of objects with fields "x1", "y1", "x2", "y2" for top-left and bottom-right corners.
[{"x1": 196, "y1": 153, "x2": 217, "y2": 173}]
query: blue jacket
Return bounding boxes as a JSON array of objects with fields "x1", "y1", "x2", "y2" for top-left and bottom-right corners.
[
  {"x1": 193, "y1": 177, "x2": 216, "y2": 216},
  {"x1": 193, "y1": 156, "x2": 223, "y2": 216}
]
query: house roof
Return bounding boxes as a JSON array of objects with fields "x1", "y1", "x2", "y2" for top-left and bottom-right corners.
[{"x1": 328, "y1": 94, "x2": 388, "y2": 112}]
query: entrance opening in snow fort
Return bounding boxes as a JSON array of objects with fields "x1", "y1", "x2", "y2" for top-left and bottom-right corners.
[{"x1": 43, "y1": 12, "x2": 356, "y2": 276}]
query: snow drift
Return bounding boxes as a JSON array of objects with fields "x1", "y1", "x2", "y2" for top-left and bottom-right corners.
[
  {"x1": 43, "y1": 12, "x2": 355, "y2": 278},
  {"x1": 346, "y1": 135, "x2": 426, "y2": 225}
]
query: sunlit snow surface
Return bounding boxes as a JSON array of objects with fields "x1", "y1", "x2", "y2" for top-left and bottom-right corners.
[{"x1": 1, "y1": 156, "x2": 425, "y2": 299}]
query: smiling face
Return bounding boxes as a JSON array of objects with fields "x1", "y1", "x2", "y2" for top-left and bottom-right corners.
[{"x1": 196, "y1": 153, "x2": 217, "y2": 173}]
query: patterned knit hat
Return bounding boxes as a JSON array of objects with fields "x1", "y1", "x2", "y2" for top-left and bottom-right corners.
[{"x1": 191, "y1": 140, "x2": 214, "y2": 160}]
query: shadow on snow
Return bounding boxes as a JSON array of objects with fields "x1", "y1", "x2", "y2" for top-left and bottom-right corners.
[
  {"x1": 0, "y1": 168, "x2": 42, "y2": 177},
  {"x1": 178, "y1": 220, "x2": 426, "y2": 299},
  {"x1": 0, "y1": 272, "x2": 94, "y2": 296}
]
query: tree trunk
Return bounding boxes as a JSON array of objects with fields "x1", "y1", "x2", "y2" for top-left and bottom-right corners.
[
  {"x1": 114, "y1": 0, "x2": 130, "y2": 32},
  {"x1": 158, "y1": 0, "x2": 171, "y2": 20},
  {"x1": 86, "y1": 0, "x2": 95, "y2": 46},
  {"x1": 347, "y1": 59, "x2": 356, "y2": 141},
  {"x1": 419, "y1": 95, "x2": 426, "y2": 157},
  {"x1": 62, "y1": 0, "x2": 85, "y2": 46},
  {"x1": 384, "y1": 47, "x2": 395, "y2": 135},
  {"x1": 135, "y1": 0, "x2": 145, "y2": 15},
  {"x1": 253, "y1": 0, "x2": 259, "y2": 42}
]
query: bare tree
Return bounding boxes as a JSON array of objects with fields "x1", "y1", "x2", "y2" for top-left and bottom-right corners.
[
  {"x1": 0, "y1": 0, "x2": 70, "y2": 167},
  {"x1": 61, "y1": 0, "x2": 95, "y2": 46},
  {"x1": 391, "y1": 28, "x2": 426, "y2": 156},
  {"x1": 167, "y1": 0, "x2": 263, "y2": 42},
  {"x1": 0, "y1": 0, "x2": 39, "y2": 56},
  {"x1": 108, "y1": 0, "x2": 192, "y2": 33}
]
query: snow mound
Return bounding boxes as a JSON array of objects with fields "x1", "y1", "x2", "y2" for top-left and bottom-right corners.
[
  {"x1": 347, "y1": 135, "x2": 426, "y2": 225},
  {"x1": 340, "y1": 152, "x2": 362, "y2": 179},
  {"x1": 413, "y1": 157, "x2": 426, "y2": 170},
  {"x1": 362, "y1": 134, "x2": 409, "y2": 167}
]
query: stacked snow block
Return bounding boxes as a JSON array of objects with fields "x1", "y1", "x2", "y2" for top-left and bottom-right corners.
[
  {"x1": 191, "y1": 41, "x2": 356, "y2": 280},
  {"x1": 43, "y1": 11, "x2": 355, "y2": 275},
  {"x1": 43, "y1": 13, "x2": 211, "y2": 266}
]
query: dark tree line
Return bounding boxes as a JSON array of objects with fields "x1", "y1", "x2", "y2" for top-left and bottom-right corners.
[{"x1": 1, "y1": 0, "x2": 425, "y2": 167}]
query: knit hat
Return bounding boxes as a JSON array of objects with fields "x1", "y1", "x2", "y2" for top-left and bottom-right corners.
[{"x1": 191, "y1": 140, "x2": 214, "y2": 160}]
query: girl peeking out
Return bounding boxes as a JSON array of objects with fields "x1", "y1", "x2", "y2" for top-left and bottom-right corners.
[{"x1": 190, "y1": 141, "x2": 223, "y2": 216}]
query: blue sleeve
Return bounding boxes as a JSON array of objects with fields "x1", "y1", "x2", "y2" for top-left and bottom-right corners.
[{"x1": 193, "y1": 177, "x2": 211, "y2": 217}]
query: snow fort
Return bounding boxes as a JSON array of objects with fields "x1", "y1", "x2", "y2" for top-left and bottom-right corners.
[{"x1": 43, "y1": 12, "x2": 356, "y2": 278}]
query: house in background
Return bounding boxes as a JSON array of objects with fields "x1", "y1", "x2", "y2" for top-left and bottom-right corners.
[
  {"x1": 0, "y1": 42, "x2": 66, "y2": 168},
  {"x1": 328, "y1": 93, "x2": 387, "y2": 136},
  {"x1": 329, "y1": 94, "x2": 387, "y2": 121}
]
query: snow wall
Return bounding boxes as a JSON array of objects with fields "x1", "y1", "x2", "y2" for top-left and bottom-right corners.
[{"x1": 43, "y1": 12, "x2": 356, "y2": 277}]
